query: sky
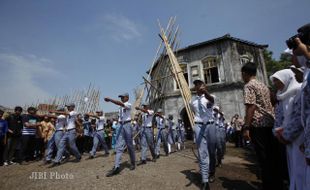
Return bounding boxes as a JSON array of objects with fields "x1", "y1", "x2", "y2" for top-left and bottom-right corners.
[{"x1": 0, "y1": 0, "x2": 309, "y2": 112}]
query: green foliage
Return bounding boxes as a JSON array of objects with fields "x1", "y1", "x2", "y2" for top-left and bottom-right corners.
[{"x1": 264, "y1": 49, "x2": 291, "y2": 78}]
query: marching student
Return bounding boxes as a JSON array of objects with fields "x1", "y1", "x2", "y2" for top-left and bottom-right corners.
[
  {"x1": 50, "y1": 103, "x2": 82, "y2": 167},
  {"x1": 105, "y1": 93, "x2": 136, "y2": 177},
  {"x1": 190, "y1": 78, "x2": 215, "y2": 190},
  {"x1": 44, "y1": 107, "x2": 67, "y2": 164},
  {"x1": 88, "y1": 111, "x2": 109, "y2": 159},
  {"x1": 135, "y1": 103, "x2": 156, "y2": 165},
  {"x1": 155, "y1": 109, "x2": 168, "y2": 158}
]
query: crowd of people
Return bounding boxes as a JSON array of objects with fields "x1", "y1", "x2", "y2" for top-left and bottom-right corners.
[
  {"x1": 240, "y1": 23, "x2": 310, "y2": 190},
  {"x1": 0, "y1": 24, "x2": 309, "y2": 190}
]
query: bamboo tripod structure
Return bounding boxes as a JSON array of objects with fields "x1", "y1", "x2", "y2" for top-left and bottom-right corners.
[{"x1": 141, "y1": 17, "x2": 195, "y2": 129}]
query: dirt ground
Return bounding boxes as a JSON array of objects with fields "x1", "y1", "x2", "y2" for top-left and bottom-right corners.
[{"x1": 0, "y1": 142, "x2": 261, "y2": 190}]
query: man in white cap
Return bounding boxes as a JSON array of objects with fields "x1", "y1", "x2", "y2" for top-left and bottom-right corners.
[
  {"x1": 154, "y1": 108, "x2": 168, "y2": 158},
  {"x1": 50, "y1": 103, "x2": 82, "y2": 167},
  {"x1": 104, "y1": 93, "x2": 136, "y2": 177},
  {"x1": 135, "y1": 103, "x2": 156, "y2": 165},
  {"x1": 191, "y1": 77, "x2": 215, "y2": 190}
]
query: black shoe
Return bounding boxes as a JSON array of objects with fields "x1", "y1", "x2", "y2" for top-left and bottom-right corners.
[
  {"x1": 44, "y1": 160, "x2": 52, "y2": 165},
  {"x1": 88, "y1": 155, "x2": 94, "y2": 159},
  {"x1": 209, "y1": 175, "x2": 215, "y2": 183},
  {"x1": 106, "y1": 167, "x2": 120, "y2": 177},
  {"x1": 49, "y1": 162, "x2": 60, "y2": 168},
  {"x1": 202, "y1": 182, "x2": 210, "y2": 190},
  {"x1": 137, "y1": 160, "x2": 146, "y2": 166},
  {"x1": 129, "y1": 164, "x2": 135, "y2": 170},
  {"x1": 72, "y1": 158, "x2": 81, "y2": 163},
  {"x1": 156, "y1": 154, "x2": 160, "y2": 159}
]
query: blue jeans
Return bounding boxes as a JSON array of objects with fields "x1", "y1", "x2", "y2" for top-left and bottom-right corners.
[
  {"x1": 114, "y1": 123, "x2": 135, "y2": 167},
  {"x1": 54, "y1": 129, "x2": 81, "y2": 163}
]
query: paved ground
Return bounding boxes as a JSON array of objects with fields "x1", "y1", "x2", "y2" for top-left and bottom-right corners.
[{"x1": 0, "y1": 142, "x2": 261, "y2": 190}]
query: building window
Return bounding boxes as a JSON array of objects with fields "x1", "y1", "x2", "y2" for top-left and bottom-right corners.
[
  {"x1": 175, "y1": 63, "x2": 189, "y2": 90},
  {"x1": 202, "y1": 56, "x2": 220, "y2": 84},
  {"x1": 240, "y1": 54, "x2": 253, "y2": 65}
]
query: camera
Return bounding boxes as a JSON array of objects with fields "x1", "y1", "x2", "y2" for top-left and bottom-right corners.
[{"x1": 286, "y1": 23, "x2": 310, "y2": 49}]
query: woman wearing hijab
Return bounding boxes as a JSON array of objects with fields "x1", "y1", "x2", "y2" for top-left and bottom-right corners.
[{"x1": 270, "y1": 68, "x2": 306, "y2": 190}]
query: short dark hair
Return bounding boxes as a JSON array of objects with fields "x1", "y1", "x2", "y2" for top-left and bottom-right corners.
[
  {"x1": 14, "y1": 106, "x2": 23, "y2": 112},
  {"x1": 27, "y1": 107, "x2": 37, "y2": 112},
  {"x1": 241, "y1": 62, "x2": 257, "y2": 76}
]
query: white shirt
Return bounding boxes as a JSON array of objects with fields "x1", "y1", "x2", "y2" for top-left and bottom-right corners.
[
  {"x1": 191, "y1": 94, "x2": 214, "y2": 123},
  {"x1": 142, "y1": 110, "x2": 154, "y2": 127},
  {"x1": 56, "y1": 115, "x2": 67, "y2": 130},
  {"x1": 119, "y1": 102, "x2": 131, "y2": 122},
  {"x1": 66, "y1": 111, "x2": 78, "y2": 130},
  {"x1": 168, "y1": 119, "x2": 176, "y2": 130},
  {"x1": 97, "y1": 116, "x2": 105, "y2": 131},
  {"x1": 155, "y1": 116, "x2": 165, "y2": 129}
]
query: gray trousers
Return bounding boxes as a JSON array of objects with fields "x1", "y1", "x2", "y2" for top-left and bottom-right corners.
[
  {"x1": 114, "y1": 123, "x2": 135, "y2": 167},
  {"x1": 141, "y1": 127, "x2": 156, "y2": 160},
  {"x1": 46, "y1": 130, "x2": 66, "y2": 161},
  {"x1": 90, "y1": 130, "x2": 109, "y2": 156},
  {"x1": 155, "y1": 128, "x2": 168, "y2": 155},
  {"x1": 54, "y1": 129, "x2": 81, "y2": 163},
  {"x1": 194, "y1": 123, "x2": 217, "y2": 183}
]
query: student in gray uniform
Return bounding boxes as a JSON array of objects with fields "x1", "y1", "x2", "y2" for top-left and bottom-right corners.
[
  {"x1": 50, "y1": 103, "x2": 82, "y2": 167},
  {"x1": 176, "y1": 119, "x2": 185, "y2": 150},
  {"x1": 155, "y1": 109, "x2": 168, "y2": 158},
  {"x1": 190, "y1": 78, "x2": 215, "y2": 190},
  {"x1": 132, "y1": 115, "x2": 141, "y2": 151},
  {"x1": 88, "y1": 111, "x2": 109, "y2": 159},
  {"x1": 82, "y1": 114, "x2": 93, "y2": 153},
  {"x1": 135, "y1": 103, "x2": 156, "y2": 165},
  {"x1": 105, "y1": 93, "x2": 136, "y2": 177},
  {"x1": 167, "y1": 115, "x2": 177, "y2": 154},
  {"x1": 44, "y1": 108, "x2": 67, "y2": 164},
  {"x1": 214, "y1": 107, "x2": 226, "y2": 168}
]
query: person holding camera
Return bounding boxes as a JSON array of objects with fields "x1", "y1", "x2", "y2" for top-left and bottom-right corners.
[{"x1": 287, "y1": 23, "x2": 310, "y2": 189}]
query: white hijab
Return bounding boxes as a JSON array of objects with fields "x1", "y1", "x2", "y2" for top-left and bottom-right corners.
[
  {"x1": 270, "y1": 69, "x2": 301, "y2": 101},
  {"x1": 270, "y1": 69, "x2": 302, "y2": 127}
]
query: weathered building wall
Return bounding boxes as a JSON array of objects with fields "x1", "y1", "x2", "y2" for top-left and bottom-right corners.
[{"x1": 149, "y1": 37, "x2": 268, "y2": 138}]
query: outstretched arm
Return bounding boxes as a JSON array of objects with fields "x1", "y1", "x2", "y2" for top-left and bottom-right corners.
[
  {"x1": 104, "y1": 97, "x2": 126, "y2": 107},
  {"x1": 135, "y1": 107, "x2": 149, "y2": 114}
]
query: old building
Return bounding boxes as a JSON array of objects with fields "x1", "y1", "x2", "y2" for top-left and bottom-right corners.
[{"x1": 147, "y1": 34, "x2": 269, "y2": 138}]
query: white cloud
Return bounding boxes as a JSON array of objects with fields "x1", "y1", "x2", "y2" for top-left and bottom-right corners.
[
  {"x1": 0, "y1": 53, "x2": 60, "y2": 108},
  {"x1": 100, "y1": 14, "x2": 142, "y2": 41}
]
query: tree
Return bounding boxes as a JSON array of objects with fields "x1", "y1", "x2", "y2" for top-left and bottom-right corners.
[{"x1": 264, "y1": 49, "x2": 291, "y2": 78}]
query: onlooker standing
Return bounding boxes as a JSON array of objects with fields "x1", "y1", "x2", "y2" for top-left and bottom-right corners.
[
  {"x1": 41, "y1": 116, "x2": 55, "y2": 156},
  {"x1": 4, "y1": 106, "x2": 23, "y2": 165},
  {"x1": 271, "y1": 68, "x2": 305, "y2": 190},
  {"x1": 20, "y1": 107, "x2": 41, "y2": 163},
  {"x1": 241, "y1": 62, "x2": 285, "y2": 189},
  {"x1": 231, "y1": 114, "x2": 244, "y2": 147},
  {"x1": 0, "y1": 110, "x2": 8, "y2": 166}
]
